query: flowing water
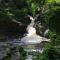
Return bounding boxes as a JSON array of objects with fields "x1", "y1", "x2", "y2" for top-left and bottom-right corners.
[{"x1": 0, "y1": 15, "x2": 50, "y2": 60}]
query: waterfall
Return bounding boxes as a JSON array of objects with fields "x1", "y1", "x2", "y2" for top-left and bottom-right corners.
[
  {"x1": 0, "y1": 15, "x2": 50, "y2": 60},
  {"x1": 26, "y1": 15, "x2": 36, "y2": 37},
  {"x1": 21, "y1": 15, "x2": 50, "y2": 60}
]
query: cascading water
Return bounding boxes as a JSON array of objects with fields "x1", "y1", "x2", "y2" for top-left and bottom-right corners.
[
  {"x1": 21, "y1": 15, "x2": 50, "y2": 60},
  {"x1": 21, "y1": 15, "x2": 50, "y2": 45}
]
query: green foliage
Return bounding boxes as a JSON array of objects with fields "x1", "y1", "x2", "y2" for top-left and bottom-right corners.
[
  {"x1": 49, "y1": 9, "x2": 60, "y2": 33},
  {"x1": 48, "y1": 31, "x2": 60, "y2": 46},
  {"x1": 33, "y1": 1, "x2": 60, "y2": 60},
  {"x1": 44, "y1": 47, "x2": 60, "y2": 60},
  {"x1": 42, "y1": 1, "x2": 60, "y2": 33},
  {"x1": 0, "y1": 0, "x2": 60, "y2": 60},
  {"x1": 19, "y1": 46, "x2": 27, "y2": 60},
  {"x1": 34, "y1": 43, "x2": 60, "y2": 60}
]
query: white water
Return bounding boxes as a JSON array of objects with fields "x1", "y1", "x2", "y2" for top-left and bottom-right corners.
[
  {"x1": 21, "y1": 15, "x2": 50, "y2": 45},
  {"x1": 21, "y1": 15, "x2": 50, "y2": 60},
  {"x1": 26, "y1": 55, "x2": 33, "y2": 60}
]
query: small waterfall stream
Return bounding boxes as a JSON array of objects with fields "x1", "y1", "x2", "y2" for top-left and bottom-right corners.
[
  {"x1": 21, "y1": 15, "x2": 50, "y2": 60},
  {"x1": 0, "y1": 15, "x2": 50, "y2": 60}
]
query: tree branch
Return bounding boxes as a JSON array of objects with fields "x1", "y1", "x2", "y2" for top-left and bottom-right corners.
[
  {"x1": 8, "y1": 16, "x2": 23, "y2": 25},
  {"x1": 34, "y1": 14, "x2": 40, "y2": 20},
  {"x1": 12, "y1": 19, "x2": 21, "y2": 24}
]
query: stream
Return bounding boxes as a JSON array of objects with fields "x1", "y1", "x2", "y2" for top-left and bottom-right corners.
[
  {"x1": 0, "y1": 41, "x2": 37, "y2": 60},
  {"x1": 0, "y1": 15, "x2": 50, "y2": 60}
]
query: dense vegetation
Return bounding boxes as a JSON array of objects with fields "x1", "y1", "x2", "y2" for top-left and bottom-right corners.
[{"x1": 0, "y1": 0, "x2": 60, "y2": 60}]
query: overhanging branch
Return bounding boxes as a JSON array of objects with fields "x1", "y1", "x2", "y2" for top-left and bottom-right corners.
[{"x1": 8, "y1": 16, "x2": 23, "y2": 25}]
